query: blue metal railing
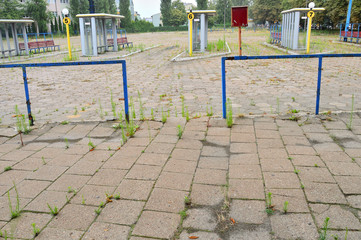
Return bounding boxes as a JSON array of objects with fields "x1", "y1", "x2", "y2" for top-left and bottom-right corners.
[
  {"x1": 17, "y1": 33, "x2": 54, "y2": 42},
  {"x1": 0, "y1": 60, "x2": 129, "y2": 125},
  {"x1": 270, "y1": 24, "x2": 282, "y2": 44},
  {"x1": 339, "y1": 23, "x2": 360, "y2": 43},
  {"x1": 222, "y1": 54, "x2": 361, "y2": 119}
]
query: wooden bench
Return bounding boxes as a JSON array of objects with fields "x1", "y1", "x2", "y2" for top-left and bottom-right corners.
[
  {"x1": 1, "y1": 49, "x2": 16, "y2": 57},
  {"x1": 45, "y1": 40, "x2": 60, "y2": 51},
  {"x1": 341, "y1": 31, "x2": 360, "y2": 43},
  {"x1": 107, "y1": 38, "x2": 133, "y2": 49},
  {"x1": 19, "y1": 42, "x2": 38, "y2": 54}
]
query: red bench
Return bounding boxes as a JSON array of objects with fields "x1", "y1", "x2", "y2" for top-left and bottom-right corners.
[
  {"x1": 107, "y1": 37, "x2": 133, "y2": 49},
  {"x1": 341, "y1": 31, "x2": 360, "y2": 38},
  {"x1": 19, "y1": 40, "x2": 60, "y2": 54}
]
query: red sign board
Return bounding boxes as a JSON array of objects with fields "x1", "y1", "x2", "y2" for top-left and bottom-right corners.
[{"x1": 231, "y1": 6, "x2": 248, "y2": 27}]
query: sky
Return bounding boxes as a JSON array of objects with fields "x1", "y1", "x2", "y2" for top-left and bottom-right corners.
[{"x1": 133, "y1": 0, "x2": 197, "y2": 18}]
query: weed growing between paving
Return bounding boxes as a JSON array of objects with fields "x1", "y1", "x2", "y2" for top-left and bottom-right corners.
[
  {"x1": 207, "y1": 104, "x2": 213, "y2": 116},
  {"x1": 226, "y1": 98, "x2": 233, "y2": 128},
  {"x1": 185, "y1": 106, "x2": 190, "y2": 122},
  {"x1": 265, "y1": 192, "x2": 274, "y2": 215},
  {"x1": 4, "y1": 166, "x2": 12, "y2": 172},
  {"x1": 138, "y1": 90, "x2": 145, "y2": 121},
  {"x1": 161, "y1": 107, "x2": 167, "y2": 123},
  {"x1": 64, "y1": 138, "x2": 69, "y2": 149},
  {"x1": 347, "y1": 94, "x2": 355, "y2": 130},
  {"x1": 88, "y1": 138, "x2": 96, "y2": 151},
  {"x1": 8, "y1": 183, "x2": 20, "y2": 219},
  {"x1": 110, "y1": 90, "x2": 117, "y2": 119},
  {"x1": 47, "y1": 203, "x2": 59, "y2": 216},
  {"x1": 319, "y1": 217, "x2": 330, "y2": 240},
  {"x1": 177, "y1": 125, "x2": 183, "y2": 139},
  {"x1": 14, "y1": 105, "x2": 30, "y2": 146},
  {"x1": 283, "y1": 201, "x2": 289, "y2": 213},
  {"x1": 32, "y1": 223, "x2": 40, "y2": 236}
]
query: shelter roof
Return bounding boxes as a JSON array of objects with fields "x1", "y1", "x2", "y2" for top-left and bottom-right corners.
[
  {"x1": 76, "y1": 13, "x2": 124, "y2": 19},
  {"x1": 0, "y1": 19, "x2": 34, "y2": 23},
  {"x1": 186, "y1": 10, "x2": 216, "y2": 16},
  {"x1": 281, "y1": 8, "x2": 325, "y2": 14}
]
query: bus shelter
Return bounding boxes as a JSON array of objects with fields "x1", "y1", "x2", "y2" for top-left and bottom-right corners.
[
  {"x1": 281, "y1": 8, "x2": 324, "y2": 50},
  {"x1": 187, "y1": 10, "x2": 216, "y2": 52},
  {"x1": 76, "y1": 13, "x2": 124, "y2": 57},
  {"x1": 0, "y1": 19, "x2": 34, "y2": 57}
]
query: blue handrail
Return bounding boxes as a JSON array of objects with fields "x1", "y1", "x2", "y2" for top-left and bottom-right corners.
[
  {"x1": 0, "y1": 60, "x2": 129, "y2": 125},
  {"x1": 222, "y1": 53, "x2": 361, "y2": 118}
]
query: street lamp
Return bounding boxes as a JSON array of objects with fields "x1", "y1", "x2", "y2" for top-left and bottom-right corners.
[
  {"x1": 62, "y1": 8, "x2": 69, "y2": 17},
  {"x1": 308, "y1": 2, "x2": 315, "y2": 10}
]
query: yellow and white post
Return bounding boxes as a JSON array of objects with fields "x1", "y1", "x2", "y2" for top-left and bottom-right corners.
[
  {"x1": 63, "y1": 17, "x2": 72, "y2": 60},
  {"x1": 188, "y1": 12, "x2": 194, "y2": 57},
  {"x1": 306, "y1": 10, "x2": 315, "y2": 54}
]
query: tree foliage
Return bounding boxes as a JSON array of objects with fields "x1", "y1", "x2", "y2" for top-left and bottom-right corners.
[
  {"x1": 197, "y1": 0, "x2": 208, "y2": 10},
  {"x1": 25, "y1": 0, "x2": 50, "y2": 32},
  {"x1": 160, "y1": 0, "x2": 172, "y2": 26},
  {"x1": 0, "y1": 0, "x2": 25, "y2": 19},
  {"x1": 119, "y1": 0, "x2": 132, "y2": 27}
]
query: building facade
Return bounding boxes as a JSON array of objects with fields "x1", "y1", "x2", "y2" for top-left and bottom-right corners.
[{"x1": 151, "y1": 13, "x2": 162, "y2": 27}]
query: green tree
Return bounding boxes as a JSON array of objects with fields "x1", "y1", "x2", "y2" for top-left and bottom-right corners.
[
  {"x1": 160, "y1": 0, "x2": 172, "y2": 26},
  {"x1": 119, "y1": 0, "x2": 131, "y2": 27},
  {"x1": 54, "y1": 16, "x2": 58, "y2": 32},
  {"x1": 197, "y1": 0, "x2": 208, "y2": 9},
  {"x1": 251, "y1": 0, "x2": 282, "y2": 23},
  {"x1": 25, "y1": 0, "x2": 50, "y2": 33},
  {"x1": 69, "y1": 0, "x2": 89, "y2": 32},
  {"x1": 0, "y1": 0, "x2": 25, "y2": 19},
  {"x1": 216, "y1": 0, "x2": 232, "y2": 25},
  {"x1": 170, "y1": 0, "x2": 186, "y2": 26}
]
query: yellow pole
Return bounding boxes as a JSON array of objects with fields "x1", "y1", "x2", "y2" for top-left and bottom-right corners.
[
  {"x1": 189, "y1": 19, "x2": 193, "y2": 57},
  {"x1": 66, "y1": 23, "x2": 72, "y2": 60},
  {"x1": 306, "y1": 15, "x2": 313, "y2": 54}
]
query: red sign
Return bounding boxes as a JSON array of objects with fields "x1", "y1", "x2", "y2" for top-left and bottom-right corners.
[{"x1": 231, "y1": 6, "x2": 248, "y2": 27}]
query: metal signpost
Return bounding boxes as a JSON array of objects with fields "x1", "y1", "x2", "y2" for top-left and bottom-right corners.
[
  {"x1": 62, "y1": 8, "x2": 72, "y2": 60},
  {"x1": 188, "y1": 12, "x2": 194, "y2": 57}
]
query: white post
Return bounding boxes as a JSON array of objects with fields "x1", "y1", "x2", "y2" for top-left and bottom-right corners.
[
  {"x1": 112, "y1": 18, "x2": 117, "y2": 52},
  {"x1": 4, "y1": 24, "x2": 11, "y2": 56},
  {"x1": 91, "y1": 17, "x2": 97, "y2": 56},
  {"x1": 79, "y1": 18, "x2": 86, "y2": 56},
  {"x1": 102, "y1": 19, "x2": 108, "y2": 51},
  {"x1": 293, "y1": 11, "x2": 300, "y2": 50},
  {"x1": 22, "y1": 24, "x2": 29, "y2": 55},
  {"x1": 11, "y1": 23, "x2": 19, "y2": 55},
  {"x1": 0, "y1": 28, "x2": 4, "y2": 57},
  {"x1": 200, "y1": 13, "x2": 206, "y2": 52},
  {"x1": 281, "y1": 14, "x2": 285, "y2": 47}
]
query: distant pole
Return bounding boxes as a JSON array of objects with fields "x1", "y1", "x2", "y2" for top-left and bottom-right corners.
[
  {"x1": 344, "y1": 0, "x2": 353, "y2": 42},
  {"x1": 223, "y1": 0, "x2": 226, "y2": 30}
]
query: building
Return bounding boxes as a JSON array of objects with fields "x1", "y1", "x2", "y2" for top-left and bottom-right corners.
[
  {"x1": 47, "y1": 0, "x2": 70, "y2": 18},
  {"x1": 129, "y1": 0, "x2": 135, "y2": 21},
  {"x1": 151, "y1": 13, "x2": 162, "y2": 27}
]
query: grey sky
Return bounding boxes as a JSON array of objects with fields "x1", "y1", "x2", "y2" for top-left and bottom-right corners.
[{"x1": 133, "y1": 0, "x2": 197, "y2": 18}]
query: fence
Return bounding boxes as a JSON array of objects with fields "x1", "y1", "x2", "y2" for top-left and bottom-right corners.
[
  {"x1": 0, "y1": 60, "x2": 129, "y2": 125},
  {"x1": 270, "y1": 24, "x2": 282, "y2": 44},
  {"x1": 221, "y1": 54, "x2": 361, "y2": 119},
  {"x1": 339, "y1": 23, "x2": 361, "y2": 43}
]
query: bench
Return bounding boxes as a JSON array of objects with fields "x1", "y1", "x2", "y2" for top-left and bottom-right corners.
[
  {"x1": 340, "y1": 31, "x2": 360, "y2": 43},
  {"x1": 45, "y1": 40, "x2": 60, "y2": 51},
  {"x1": 1, "y1": 49, "x2": 16, "y2": 57},
  {"x1": 107, "y1": 37, "x2": 133, "y2": 49},
  {"x1": 19, "y1": 40, "x2": 60, "y2": 54}
]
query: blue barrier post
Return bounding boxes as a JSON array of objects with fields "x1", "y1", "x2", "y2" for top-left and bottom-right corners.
[
  {"x1": 122, "y1": 61, "x2": 129, "y2": 122},
  {"x1": 0, "y1": 60, "x2": 129, "y2": 124},
  {"x1": 222, "y1": 57, "x2": 227, "y2": 119},
  {"x1": 221, "y1": 54, "x2": 361, "y2": 118},
  {"x1": 315, "y1": 57, "x2": 323, "y2": 115},
  {"x1": 22, "y1": 66, "x2": 34, "y2": 126}
]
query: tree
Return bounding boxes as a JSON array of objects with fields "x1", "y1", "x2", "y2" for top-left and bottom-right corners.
[
  {"x1": 216, "y1": 0, "x2": 232, "y2": 25},
  {"x1": 170, "y1": 0, "x2": 186, "y2": 26},
  {"x1": 69, "y1": 0, "x2": 89, "y2": 32},
  {"x1": 25, "y1": 0, "x2": 50, "y2": 33},
  {"x1": 119, "y1": 0, "x2": 131, "y2": 27},
  {"x1": 54, "y1": 16, "x2": 58, "y2": 32},
  {"x1": 0, "y1": 0, "x2": 25, "y2": 19},
  {"x1": 160, "y1": 0, "x2": 172, "y2": 26},
  {"x1": 251, "y1": 0, "x2": 282, "y2": 24},
  {"x1": 197, "y1": 0, "x2": 208, "y2": 10}
]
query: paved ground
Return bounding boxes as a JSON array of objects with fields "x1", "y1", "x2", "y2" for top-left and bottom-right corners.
[
  {"x1": 0, "y1": 113, "x2": 361, "y2": 239},
  {"x1": 0, "y1": 30, "x2": 361, "y2": 239},
  {"x1": 0, "y1": 30, "x2": 361, "y2": 127}
]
